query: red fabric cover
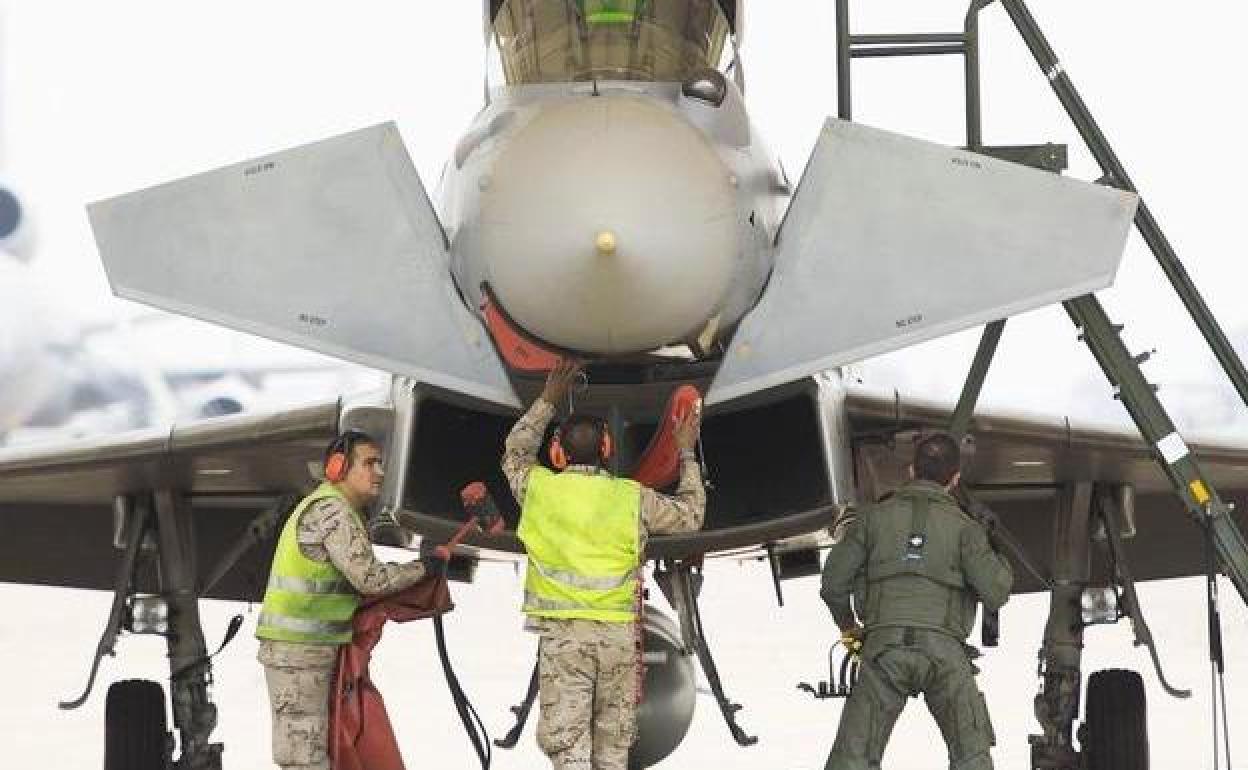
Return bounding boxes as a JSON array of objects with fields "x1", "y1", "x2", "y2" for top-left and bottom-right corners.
[
  {"x1": 480, "y1": 289, "x2": 562, "y2": 373},
  {"x1": 630, "y1": 384, "x2": 702, "y2": 489},
  {"x1": 330, "y1": 577, "x2": 453, "y2": 770}
]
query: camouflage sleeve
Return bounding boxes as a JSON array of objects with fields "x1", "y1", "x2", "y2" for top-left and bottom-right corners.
[
  {"x1": 310, "y1": 499, "x2": 427, "y2": 597},
  {"x1": 502, "y1": 398, "x2": 556, "y2": 503},
  {"x1": 820, "y1": 506, "x2": 867, "y2": 631},
  {"x1": 639, "y1": 454, "x2": 706, "y2": 535},
  {"x1": 960, "y1": 521, "x2": 1013, "y2": 611}
]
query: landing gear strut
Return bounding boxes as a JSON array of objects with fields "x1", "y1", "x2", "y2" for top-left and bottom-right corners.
[
  {"x1": 63, "y1": 491, "x2": 292, "y2": 769},
  {"x1": 1029, "y1": 483, "x2": 1091, "y2": 769},
  {"x1": 153, "y1": 490, "x2": 222, "y2": 770}
]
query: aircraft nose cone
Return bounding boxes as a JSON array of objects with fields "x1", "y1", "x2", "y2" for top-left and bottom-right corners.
[{"x1": 480, "y1": 95, "x2": 737, "y2": 354}]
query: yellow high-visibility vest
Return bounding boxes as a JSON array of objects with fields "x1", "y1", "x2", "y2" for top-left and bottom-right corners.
[
  {"x1": 256, "y1": 483, "x2": 360, "y2": 644},
  {"x1": 517, "y1": 467, "x2": 641, "y2": 623}
]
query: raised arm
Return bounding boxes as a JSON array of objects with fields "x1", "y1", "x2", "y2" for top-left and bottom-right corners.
[
  {"x1": 501, "y1": 359, "x2": 581, "y2": 502},
  {"x1": 640, "y1": 403, "x2": 706, "y2": 535}
]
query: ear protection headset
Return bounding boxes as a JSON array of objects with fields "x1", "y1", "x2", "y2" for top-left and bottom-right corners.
[
  {"x1": 324, "y1": 429, "x2": 374, "y2": 483},
  {"x1": 549, "y1": 416, "x2": 613, "y2": 470}
]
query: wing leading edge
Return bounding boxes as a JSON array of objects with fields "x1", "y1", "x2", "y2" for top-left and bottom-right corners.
[
  {"x1": 88, "y1": 122, "x2": 518, "y2": 409},
  {"x1": 707, "y1": 119, "x2": 1139, "y2": 405}
]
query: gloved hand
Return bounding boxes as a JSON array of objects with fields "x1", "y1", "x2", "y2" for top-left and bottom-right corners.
[
  {"x1": 840, "y1": 624, "x2": 864, "y2": 657},
  {"x1": 968, "y1": 499, "x2": 1009, "y2": 554},
  {"x1": 461, "y1": 482, "x2": 505, "y2": 535},
  {"x1": 418, "y1": 538, "x2": 449, "y2": 577},
  {"x1": 986, "y1": 526, "x2": 1009, "y2": 555}
]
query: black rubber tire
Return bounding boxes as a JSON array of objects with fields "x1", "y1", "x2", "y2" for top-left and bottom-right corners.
[
  {"x1": 1083, "y1": 668, "x2": 1149, "y2": 770},
  {"x1": 104, "y1": 679, "x2": 170, "y2": 770}
]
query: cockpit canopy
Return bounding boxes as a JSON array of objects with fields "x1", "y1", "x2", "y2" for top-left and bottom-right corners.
[{"x1": 488, "y1": 0, "x2": 735, "y2": 85}]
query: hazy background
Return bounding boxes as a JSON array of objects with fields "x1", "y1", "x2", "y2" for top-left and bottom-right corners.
[{"x1": 1, "y1": 1, "x2": 1246, "y2": 767}]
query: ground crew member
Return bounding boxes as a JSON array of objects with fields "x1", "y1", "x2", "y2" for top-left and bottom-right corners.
[
  {"x1": 503, "y1": 359, "x2": 706, "y2": 770},
  {"x1": 256, "y1": 429, "x2": 443, "y2": 770},
  {"x1": 820, "y1": 432, "x2": 1012, "y2": 770}
]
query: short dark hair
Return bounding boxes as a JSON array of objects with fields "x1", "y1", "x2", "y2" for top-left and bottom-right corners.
[
  {"x1": 559, "y1": 415, "x2": 609, "y2": 466},
  {"x1": 324, "y1": 429, "x2": 380, "y2": 472},
  {"x1": 913, "y1": 432, "x2": 960, "y2": 485}
]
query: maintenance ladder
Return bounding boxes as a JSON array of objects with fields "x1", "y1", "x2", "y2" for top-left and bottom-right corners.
[{"x1": 832, "y1": 2, "x2": 1246, "y2": 766}]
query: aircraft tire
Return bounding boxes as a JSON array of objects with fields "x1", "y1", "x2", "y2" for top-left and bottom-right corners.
[
  {"x1": 104, "y1": 679, "x2": 169, "y2": 770},
  {"x1": 1082, "y1": 668, "x2": 1148, "y2": 770}
]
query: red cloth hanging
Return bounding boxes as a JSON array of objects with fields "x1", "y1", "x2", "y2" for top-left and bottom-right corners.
[{"x1": 329, "y1": 577, "x2": 453, "y2": 770}]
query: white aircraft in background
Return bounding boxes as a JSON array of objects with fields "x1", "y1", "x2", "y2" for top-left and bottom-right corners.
[
  {"x1": 0, "y1": 272, "x2": 384, "y2": 447},
  {"x1": 0, "y1": 165, "x2": 156, "y2": 443},
  {"x1": 0, "y1": 2, "x2": 1245, "y2": 769}
]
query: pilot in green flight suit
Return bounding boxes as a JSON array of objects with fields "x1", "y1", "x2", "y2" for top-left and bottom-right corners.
[{"x1": 820, "y1": 432, "x2": 1012, "y2": 770}]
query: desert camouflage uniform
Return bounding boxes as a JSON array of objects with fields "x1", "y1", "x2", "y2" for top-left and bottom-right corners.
[
  {"x1": 258, "y1": 496, "x2": 427, "y2": 770},
  {"x1": 503, "y1": 397, "x2": 705, "y2": 770}
]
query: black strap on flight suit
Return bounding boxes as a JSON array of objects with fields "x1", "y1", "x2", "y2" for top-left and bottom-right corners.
[
  {"x1": 433, "y1": 612, "x2": 492, "y2": 769},
  {"x1": 875, "y1": 494, "x2": 967, "y2": 633},
  {"x1": 904, "y1": 493, "x2": 930, "y2": 563},
  {"x1": 905, "y1": 496, "x2": 960, "y2": 631}
]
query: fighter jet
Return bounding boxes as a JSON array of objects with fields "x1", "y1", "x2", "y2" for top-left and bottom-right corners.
[{"x1": 1, "y1": 2, "x2": 1246, "y2": 769}]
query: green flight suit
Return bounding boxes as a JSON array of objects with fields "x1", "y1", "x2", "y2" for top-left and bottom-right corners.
[{"x1": 820, "y1": 480, "x2": 1013, "y2": 770}]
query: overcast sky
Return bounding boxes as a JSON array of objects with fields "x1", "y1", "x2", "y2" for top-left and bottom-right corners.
[{"x1": 2, "y1": 1, "x2": 1247, "y2": 768}]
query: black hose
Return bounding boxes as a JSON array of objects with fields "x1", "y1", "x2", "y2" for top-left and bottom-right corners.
[{"x1": 433, "y1": 610, "x2": 492, "y2": 769}]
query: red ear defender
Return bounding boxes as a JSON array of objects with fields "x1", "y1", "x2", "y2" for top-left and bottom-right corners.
[
  {"x1": 325, "y1": 451, "x2": 348, "y2": 482},
  {"x1": 549, "y1": 436, "x2": 569, "y2": 470}
]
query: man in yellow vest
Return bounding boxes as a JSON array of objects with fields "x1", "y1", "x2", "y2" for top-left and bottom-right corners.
[
  {"x1": 256, "y1": 429, "x2": 442, "y2": 770},
  {"x1": 503, "y1": 359, "x2": 706, "y2": 770}
]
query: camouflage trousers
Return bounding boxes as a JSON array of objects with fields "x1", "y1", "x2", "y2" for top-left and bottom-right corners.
[
  {"x1": 258, "y1": 639, "x2": 338, "y2": 770},
  {"x1": 536, "y1": 620, "x2": 639, "y2": 770},
  {"x1": 825, "y1": 627, "x2": 995, "y2": 770}
]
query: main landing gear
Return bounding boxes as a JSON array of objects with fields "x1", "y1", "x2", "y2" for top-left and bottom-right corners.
[{"x1": 62, "y1": 491, "x2": 293, "y2": 769}]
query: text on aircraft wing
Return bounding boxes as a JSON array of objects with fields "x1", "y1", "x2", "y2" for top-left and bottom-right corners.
[
  {"x1": 707, "y1": 119, "x2": 1139, "y2": 405},
  {"x1": 87, "y1": 123, "x2": 519, "y2": 409}
]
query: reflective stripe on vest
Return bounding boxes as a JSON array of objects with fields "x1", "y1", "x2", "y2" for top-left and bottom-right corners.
[
  {"x1": 266, "y1": 575, "x2": 353, "y2": 595},
  {"x1": 530, "y1": 559, "x2": 634, "y2": 592},
  {"x1": 256, "y1": 612, "x2": 352, "y2": 638},
  {"x1": 522, "y1": 591, "x2": 635, "y2": 615},
  {"x1": 256, "y1": 483, "x2": 362, "y2": 644},
  {"x1": 517, "y1": 467, "x2": 641, "y2": 623}
]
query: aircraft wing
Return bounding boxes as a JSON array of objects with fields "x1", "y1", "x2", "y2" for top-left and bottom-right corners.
[
  {"x1": 707, "y1": 119, "x2": 1138, "y2": 405},
  {"x1": 844, "y1": 384, "x2": 1248, "y2": 593},
  {"x1": 0, "y1": 400, "x2": 339, "y2": 600},
  {"x1": 3, "y1": 374, "x2": 1243, "y2": 603},
  {"x1": 87, "y1": 122, "x2": 518, "y2": 409}
]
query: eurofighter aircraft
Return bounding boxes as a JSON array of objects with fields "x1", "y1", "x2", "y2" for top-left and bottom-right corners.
[{"x1": 2, "y1": 1, "x2": 1246, "y2": 769}]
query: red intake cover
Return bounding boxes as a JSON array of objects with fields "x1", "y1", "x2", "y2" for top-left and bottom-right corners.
[{"x1": 631, "y1": 384, "x2": 702, "y2": 489}]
